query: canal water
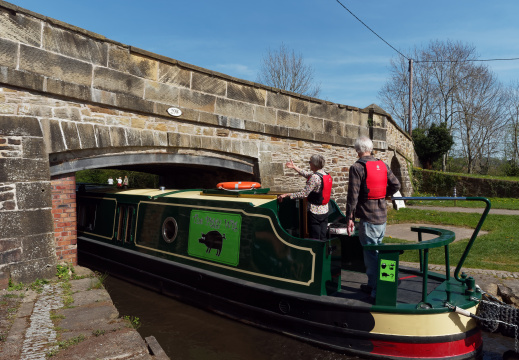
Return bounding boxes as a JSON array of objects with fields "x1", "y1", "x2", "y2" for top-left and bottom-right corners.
[{"x1": 104, "y1": 275, "x2": 516, "y2": 360}]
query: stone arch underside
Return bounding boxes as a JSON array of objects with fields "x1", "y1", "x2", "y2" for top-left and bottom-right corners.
[{"x1": 50, "y1": 151, "x2": 259, "y2": 189}]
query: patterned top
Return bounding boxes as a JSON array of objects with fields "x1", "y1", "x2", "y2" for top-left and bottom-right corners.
[
  {"x1": 345, "y1": 156, "x2": 401, "y2": 224},
  {"x1": 290, "y1": 169, "x2": 329, "y2": 215}
]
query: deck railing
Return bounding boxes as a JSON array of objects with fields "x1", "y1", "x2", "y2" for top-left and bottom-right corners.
[{"x1": 364, "y1": 197, "x2": 491, "y2": 307}]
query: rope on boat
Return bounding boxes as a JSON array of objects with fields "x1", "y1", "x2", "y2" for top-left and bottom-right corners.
[
  {"x1": 445, "y1": 289, "x2": 519, "y2": 356},
  {"x1": 448, "y1": 285, "x2": 519, "y2": 356}
]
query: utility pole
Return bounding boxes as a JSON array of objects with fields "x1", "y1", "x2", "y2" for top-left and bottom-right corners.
[{"x1": 408, "y1": 59, "x2": 413, "y2": 136}]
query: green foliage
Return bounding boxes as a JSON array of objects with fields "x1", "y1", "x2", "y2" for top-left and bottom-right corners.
[
  {"x1": 412, "y1": 123, "x2": 454, "y2": 169},
  {"x1": 89, "y1": 272, "x2": 108, "y2": 290},
  {"x1": 503, "y1": 161, "x2": 519, "y2": 177},
  {"x1": 56, "y1": 264, "x2": 75, "y2": 281},
  {"x1": 123, "y1": 315, "x2": 141, "y2": 330},
  {"x1": 92, "y1": 329, "x2": 106, "y2": 337},
  {"x1": 46, "y1": 334, "x2": 86, "y2": 357}
]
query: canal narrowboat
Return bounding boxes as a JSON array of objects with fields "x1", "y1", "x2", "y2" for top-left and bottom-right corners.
[{"x1": 77, "y1": 185, "x2": 490, "y2": 360}]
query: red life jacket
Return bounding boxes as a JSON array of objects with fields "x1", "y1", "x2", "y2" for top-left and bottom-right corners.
[
  {"x1": 307, "y1": 172, "x2": 333, "y2": 205},
  {"x1": 357, "y1": 159, "x2": 387, "y2": 200}
]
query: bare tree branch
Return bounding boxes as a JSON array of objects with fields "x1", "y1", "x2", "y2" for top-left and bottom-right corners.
[{"x1": 257, "y1": 43, "x2": 321, "y2": 98}]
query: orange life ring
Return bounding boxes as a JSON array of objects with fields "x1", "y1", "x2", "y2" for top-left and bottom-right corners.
[{"x1": 217, "y1": 181, "x2": 261, "y2": 190}]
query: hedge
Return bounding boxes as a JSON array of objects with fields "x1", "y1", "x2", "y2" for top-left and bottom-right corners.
[{"x1": 412, "y1": 168, "x2": 519, "y2": 198}]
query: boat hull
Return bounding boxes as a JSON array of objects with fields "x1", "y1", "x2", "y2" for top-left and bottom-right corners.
[{"x1": 78, "y1": 236, "x2": 482, "y2": 360}]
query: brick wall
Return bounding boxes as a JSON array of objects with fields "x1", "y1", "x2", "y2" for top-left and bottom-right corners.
[{"x1": 51, "y1": 174, "x2": 77, "y2": 265}]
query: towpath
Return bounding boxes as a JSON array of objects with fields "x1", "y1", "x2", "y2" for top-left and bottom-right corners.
[{"x1": 0, "y1": 267, "x2": 169, "y2": 360}]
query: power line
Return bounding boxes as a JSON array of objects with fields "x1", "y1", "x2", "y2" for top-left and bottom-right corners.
[
  {"x1": 335, "y1": 0, "x2": 409, "y2": 60},
  {"x1": 335, "y1": 0, "x2": 519, "y2": 64},
  {"x1": 417, "y1": 58, "x2": 519, "y2": 64}
]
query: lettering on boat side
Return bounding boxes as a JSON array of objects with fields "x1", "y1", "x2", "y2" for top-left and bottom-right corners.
[
  {"x1": 379, "y1": 260, "x2": 396, "y2": 282},
  {"x1": 188, "y1": 210, "x2": 241, "y2": 266},
  {"x1": 167, "y1": 107, "x2": 182, "y2": 117}
]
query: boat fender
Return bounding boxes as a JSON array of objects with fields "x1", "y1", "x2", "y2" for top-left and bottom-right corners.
[{"x1": 446, "y1": 302, "x2": 483, "y2": 320}]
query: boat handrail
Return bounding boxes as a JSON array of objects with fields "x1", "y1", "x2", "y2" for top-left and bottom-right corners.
[
  {"x1": 363, "y1": 196, "x2": 490, "y2": 307},
  {"x1": 392, "y1": 196, "x2": 491, "y2": 282}
]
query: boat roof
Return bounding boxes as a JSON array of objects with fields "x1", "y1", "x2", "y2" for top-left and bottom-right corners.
[{"x1": 81, "y1": 187, "x2": 277, "y2": 207}]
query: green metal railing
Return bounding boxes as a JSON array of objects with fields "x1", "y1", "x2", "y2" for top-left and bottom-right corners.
[{"x1": 364, "y1": 196, "x2": 491, "y2": 307}]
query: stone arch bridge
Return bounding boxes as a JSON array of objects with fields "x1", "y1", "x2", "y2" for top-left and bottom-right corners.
[{"x1": 0, "y1": 1, "x2": 414, "y2": 283}]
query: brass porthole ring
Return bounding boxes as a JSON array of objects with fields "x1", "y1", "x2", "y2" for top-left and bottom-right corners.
[{"x1": 162, "y1": 217, "x2": 178, "y2": 243}]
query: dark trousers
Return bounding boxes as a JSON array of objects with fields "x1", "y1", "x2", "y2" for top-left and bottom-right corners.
[{"x1": 308, "y1": 211, "x2": 328, "y2": 240}]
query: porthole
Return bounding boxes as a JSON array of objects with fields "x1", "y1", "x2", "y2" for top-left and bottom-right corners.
[{"x1": 162, "y1": 217, "x2": 178, "y2": 243}]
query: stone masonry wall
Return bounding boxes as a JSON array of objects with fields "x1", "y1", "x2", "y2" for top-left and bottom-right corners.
[{"x1": 0, "y1": 115, "x2": 56, "y2": 283}]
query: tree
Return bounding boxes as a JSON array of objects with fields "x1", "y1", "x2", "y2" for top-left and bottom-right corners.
[
  {"x1": 413, "y1": 122, "x2": 454, "y2": 169},
  {"x1": 504, "y1": 81, "x2": 519, "y2": 167},
  {"x1": 257, "y1": 43, "x2": 321, "y2": 97},
  {"x1": 379, "y1": 40, "x2": 507, "y2": 173}
]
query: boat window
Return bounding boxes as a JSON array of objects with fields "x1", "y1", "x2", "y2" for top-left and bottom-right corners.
[
  {"x1": 162, "y1": 217, "x2": 178, "y2": 243},
  {"x1": 116, "y1": 205, "x2": 136, "y2": 243},
  {"x1": 78, "y1": 202, "x2": 97, "y2": 231}
]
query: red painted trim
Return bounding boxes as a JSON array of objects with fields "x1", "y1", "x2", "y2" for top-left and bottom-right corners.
[
  {"x1": 399, "y1": 275, "x2": 418, "y2": 280},
  {"x1": 371, "y1": 331, "x2": 482, "y2": 358}
]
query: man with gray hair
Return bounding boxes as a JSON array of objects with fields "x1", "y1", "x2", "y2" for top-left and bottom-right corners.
[
  {"x1": 278, "y1": 154, "x2": 333, "y2": 240},
  {"x1": 346, "y1": 136, "x2": 400, "y2": 300}
]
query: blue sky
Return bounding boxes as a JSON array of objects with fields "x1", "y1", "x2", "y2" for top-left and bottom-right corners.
[{"x1": 7, "y1": 0, "x2": 519, "y2": 109}]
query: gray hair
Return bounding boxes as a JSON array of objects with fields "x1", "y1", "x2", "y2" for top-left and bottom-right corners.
[
  {"x1": 309, "y1": 154, "x2": 325, "y2": 169},
  {"x1": 354, "y1": 136, "x2": 373, "y2": 154}
]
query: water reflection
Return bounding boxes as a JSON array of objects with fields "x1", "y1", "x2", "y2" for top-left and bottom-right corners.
[{"x1": 103, "y1": 275, "x2": 515, "y2": 360}]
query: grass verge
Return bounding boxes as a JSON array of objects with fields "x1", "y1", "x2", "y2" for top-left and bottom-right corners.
[{"x1": 386, "y1": 208, "x2": 518, "y2": 273}]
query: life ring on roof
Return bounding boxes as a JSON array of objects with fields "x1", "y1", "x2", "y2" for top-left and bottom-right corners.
[{"x1": 217, "y1": 181, "x2": 261, "y2": 190}]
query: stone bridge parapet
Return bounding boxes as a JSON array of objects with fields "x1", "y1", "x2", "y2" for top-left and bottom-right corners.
[{"x1": 0, "y1": 0, "x2": 414, "y2": 283}]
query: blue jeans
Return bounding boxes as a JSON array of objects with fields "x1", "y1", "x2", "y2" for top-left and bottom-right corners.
[{"x1": 359, "y1": 219, "x2": 386, "y2": 297}]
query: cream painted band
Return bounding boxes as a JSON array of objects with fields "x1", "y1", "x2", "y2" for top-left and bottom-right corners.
[{"x1": 371, "y1": 305, "x2": 479, "y2": 336}]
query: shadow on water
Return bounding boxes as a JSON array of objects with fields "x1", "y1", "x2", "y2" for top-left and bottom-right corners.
[{"x1": 103, "y1": 275, "x2": 516, "y2": 360}]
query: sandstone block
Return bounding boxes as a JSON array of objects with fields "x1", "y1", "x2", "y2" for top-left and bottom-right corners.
[
  {"x1": 227, "y1": 83, "x2": 266, "y2": 106},
  {"x1": 108, "y1": 46, "x2": 158, "y2": 80},
  {"x1": 126, "y1": 128, "x2": 141, "y2": 146},
  {"x1": 371, "y1": 127, "x2": 387, "y2": 142},
  {"x1": 309, "y1": 102, "x2": 340, "y2": 119},
  {"x1": 0, "y1": 67, "x2": 45, "y2": 92},
  {"x1": 0, "y1": 158, "x2": 50, "y2": 182},
  {"x1": 16, "y1": 181, "x2": 52, "y2": 210},
  {"x1": 179, "y1": 88, "x2": 216, "y2": 113},
  {"x1": 158, "y1": 63, "x2": 191, "y2": 88},
  {"x1": 20, "y1": 45, "x2": 92, "y2": 86},
  {"x1": 43, "y1": 25, "x2": 108, "y2": 66},
  {"x1": 61, "y1": 121, "x2": 81, "y2": 150},
  {"x1": 266, "y1": 92, "x2": 289, "y2": 110},
  {"x1": 277, "y1": 110, "x2": 299, "y2": 128},
  {"x1": 218, "y1": 115, "x2": 244, "y2": 130},
  {"x1": 110, "y1": 127, "x2": 127, "y2": 147},
  {"x1": 265, "y1": 124, "x2": 288, "y2": 137},
  {"x1": 253, "y1": 106, "x2": 276, "y2": 126},
  {"x1": 140, "y1": 130, "x2": 155, "y2": 146},
  {"x1": 0, "y1": 116, "x2": 42, "y2": 136},
  {"x1": 47, "y1": 79, "x2": 91, "y2": 102},
  {"x1": 290, "y1": 98, "x2": 309, "y2": 115},
  {"x1": 94, "y1": 67, "x2": 144, "y2": 98},
  {"x1": 300, "y1": 115, "x2": 323, "y2": 133},
  {"x1": 76, "y1": 123, "x2": 97, "y2": 149},
  {"x1": 215, "y1": 98, "x2": 253, "y2": 121},
  {"x1": 144, "y1": 81, "x2": 179, "y2": 105},
  {"x1": 244, "y1": 120, "x2": 264, "y2": 133},
  {"x1": 192, "y1": 72, "x2": 226, "y2": 96},
  {"x1": 94, "y1": 125, "x2": 111, "y2": 148},
  {"x1": 0, "y1": 37, "x2": 17, "y2": 68},
  {"x1": 0, "y1": 9, "x2": 41, "y2": 46}
]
